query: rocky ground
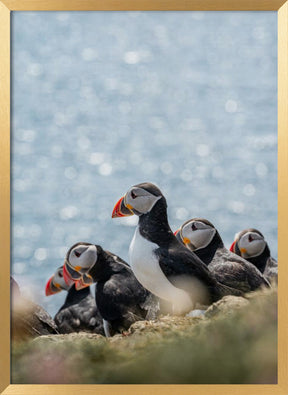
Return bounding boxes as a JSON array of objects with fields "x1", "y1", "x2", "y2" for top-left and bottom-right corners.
[{"x1": 11, "y1": 287, "x2": 277, "y2": 384}]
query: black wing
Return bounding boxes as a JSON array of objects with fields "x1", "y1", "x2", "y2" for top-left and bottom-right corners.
[
  {"x1": 209, "y1": 248, "x2": 271, "y2": 292},
  {"x1": 55, "y1": 294, "x2": 104, "y2": 335},
  {"x1": 96, "y1": 269, "x2": 149, "y2": 325},
  {"x1": 156, "y1": 243, "x2": 244, "y2": 301},
  {"x1": 156, "y1": 241, "x2": 218, "y2": 287}
]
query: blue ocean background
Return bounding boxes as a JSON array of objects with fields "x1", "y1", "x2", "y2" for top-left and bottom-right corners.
[{"x1": 11, "y1": 11, "x2": 277, "y2": 316}]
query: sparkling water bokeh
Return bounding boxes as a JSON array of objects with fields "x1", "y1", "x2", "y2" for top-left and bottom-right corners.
[{"x1": 12, "y1": 11, "x2": 277, "y2": 316}]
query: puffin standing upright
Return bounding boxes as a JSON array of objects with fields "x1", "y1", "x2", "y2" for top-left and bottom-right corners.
[
  {"x1": 112, "y1": 182, "x2": 242, "y2": 314},
  {"x1": 175, "y1": 218, "x2": 270, "y2": 293},
  {"x1": 230, "y1": 228, "x2": 278, "y2": 283},
  {"x1": 63, "y1": 242, "x2": 159, "y2": 337},
  {"x1": 45, "y1": 266, "x2": 104, "y2": 335}
]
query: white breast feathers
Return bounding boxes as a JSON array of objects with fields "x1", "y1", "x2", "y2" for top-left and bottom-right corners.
[{"x1": 129, "y1": 227, "x2": 193, "y2": 314}]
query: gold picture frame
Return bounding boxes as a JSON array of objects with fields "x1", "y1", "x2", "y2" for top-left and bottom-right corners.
[{"x1": 0, "y1": 1, "x2": 287, "y2": 393}]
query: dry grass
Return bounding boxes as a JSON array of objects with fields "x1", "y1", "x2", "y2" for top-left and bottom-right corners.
[{"x1": 12, "y1": 287, "x2": 277, "y2": 384}]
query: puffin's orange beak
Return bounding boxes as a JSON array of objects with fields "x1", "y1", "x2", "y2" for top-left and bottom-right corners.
[
  {"x1": 229, "y1": 240, "x2": 236, "y2": 252},
  {"x1": 112, "y1": 196, "x2": 133, "y2": 218},
  {"x1": 75, "y1": 278, "x2": 90, "y2": 291},
  {"x1": 63, "y1": 264, "x2": 79, "y2": 285},
  {"x1": 45, "y1": 276, "x2": 61, "y2": 296}
]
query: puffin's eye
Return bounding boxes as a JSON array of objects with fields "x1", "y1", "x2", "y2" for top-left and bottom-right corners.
[
  {"x1": 192, "y1": 223, "x2": 197, "y2": 231},
  {"x1": 74, "y1": 250, "x2": 81, "y2": 258},
  {"x1": 248, "y1": 234, "x2": 253, "y2": 242},
  {"x1": 131, "y1": 190, "x2": 137, "y2": 199},
  {"x1": 58, "y1": 271, "x2": 63, "y2": 278}
]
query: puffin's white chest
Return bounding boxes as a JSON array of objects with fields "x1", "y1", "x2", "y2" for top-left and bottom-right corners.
[{"x1": 129, "y1": 227, "x2": 192, "y2": 311}]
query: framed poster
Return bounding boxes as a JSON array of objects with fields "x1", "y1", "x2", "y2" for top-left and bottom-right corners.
[{"x1": 0, "y1": 0, "x2": 287, "y2": 394}]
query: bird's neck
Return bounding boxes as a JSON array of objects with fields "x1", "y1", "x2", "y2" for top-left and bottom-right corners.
[
  {"x1": 194, "y1": 232, "x2": 224, "y2": 265},
  {"x1": 65, "y1": 284, "x2": 90, "y2": 305},
  {"x1": 88, "y1": 248, "x2": 127, "y2": 282},
  {"x1": 246, "y1": 245, "x2": 270, "y2": 273},
  {"x1": 138, "y1": 199, "x2": 174, "y2": 245}
]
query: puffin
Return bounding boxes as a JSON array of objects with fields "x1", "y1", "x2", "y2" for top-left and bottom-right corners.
[
  {"x1": 230, "y1": 228, "x2": 278, "y2": 283},
  {"x1": 112, "y1": 182, "x2": 243, "y2": 314},
  {"x1": 11, "y1": 276, "x2": 58, "y2": 340},
  {"x1": 175, "y1": 218, "x2": 270, "y2": 293},
  {"x1": 63, "y1": 242, "x2": 159, "y2": 337},
  {"x1": 45, "y1": 267, "x2": 104, "y2": 335}
]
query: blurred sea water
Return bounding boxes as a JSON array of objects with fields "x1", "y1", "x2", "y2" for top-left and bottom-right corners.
[{"x1": 11, "y1": 11, "x2": 277, "y2": 316}]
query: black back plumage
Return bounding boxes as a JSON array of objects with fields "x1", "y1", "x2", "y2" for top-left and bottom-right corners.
[
  {"x1": 192, "y1": 230, "x2": 270, "y2": 293},
  {"x1": 88, "y1": 246, "x2": 159, "y2": 334},
  {"x1": 54, "y1": 285, "x2": 104, "y2": 335}
]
